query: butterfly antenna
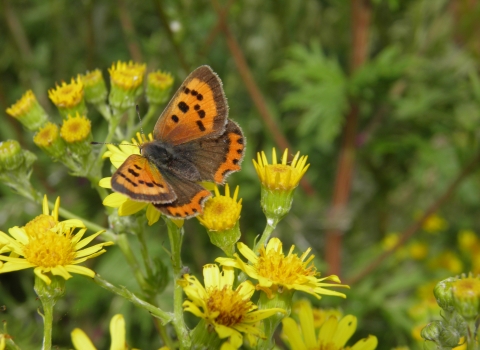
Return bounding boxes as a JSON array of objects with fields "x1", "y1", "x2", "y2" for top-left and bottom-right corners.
[
  {"x1": 91, "y1": 141, "x2": 137, "y2": 147},
  {"x1": 136, "y1": 105, "x2": 146, "y2": 142}
]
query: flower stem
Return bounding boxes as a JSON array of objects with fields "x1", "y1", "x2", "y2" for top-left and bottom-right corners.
[
  {"x1": 41, "y1": 300, "x2": 53, "y2": 350},
  {"x1": 94, "y1": 274, "x2": 173, "y2": 324},
  {"x1": 116, "y1": 233, "x2": 148, "y2": 290},
  {"x1": 34, "y1": 276, "x2": 65, "y2": 350},
  {"x1": 89, "y1": 107, "x2": 124, "y2": 177},
  {"x1": 136, "y1": 217, "x2": 154, "y2": 277},
  {"x1": 128, "y1": 104, "x2": 159, "y2": 138},
  {"x1": 254, "y1": 218, "x2": 278, "y2": 253},
  {"x1": 165, "y1": 218, "x2": 191, "y2": 350}
]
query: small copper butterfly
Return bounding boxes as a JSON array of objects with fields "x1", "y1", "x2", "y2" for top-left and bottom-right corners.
[{"x1": 111, "y1": 66, "x2": 245, "y2": 218}]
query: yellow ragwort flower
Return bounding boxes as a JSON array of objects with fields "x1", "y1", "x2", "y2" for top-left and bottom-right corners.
[
  {"x1": 6, "y1": 90, "x2": 48, "y2": 130},
  {"x1": 253, "y1": 148, "x2": 309, "y2": 191},
  {"x1": 0, "y1": 195, "x2": 113, "y2": 285},
  {"x1": 451, "y1": 274, "x2": 480, "y2": 320},
  {"x1": 33, "y1": 122, "x2": 67, "y2": 158},
  {"x1": 180, "y1": 264, "x2": 285, "y2": 349},
  {"x1": 217, "y1": 237, "x2": 348, "y2": 299},
  {"x1": 146, "y1": 70, "x2": 174, "y2": 105},
  {"x1": 79, "y1": 69, "x2": 108, "y2": 104},
  {"x1": 282, "y1": 300, "x2": 378, "y2": 350},
  {"x1": 421, "y1": 212, "x2": 448, "y2": 233},
  {"x1": 148, "y1": 70, "x2": 174, "y2": 90},
  {"x1": 49, "y1": 78, "x2": 84, "y2": 107},
  {"x1": 60, "y1": 113, "x2": 92, "y2": 143},
  {"x1": 109, "y1": 61, "x2": 146, "y2": 90},
  {"x1": 0, "y1": 140, "x2": 24, "y2": 171},
  {"x1": 253, "y1": 148, "x2": 309, "y2": 223},
  {"x1": 72, "y1": 314, "x2": 130, "y2": 350},
  {"x1": 198, "y1": 185, "x2": 242, "y2": 232}
]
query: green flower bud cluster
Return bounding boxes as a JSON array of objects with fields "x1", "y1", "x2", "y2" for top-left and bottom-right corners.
[{"x1": 422, "y1": 274, "x2": 480, "y2": 348}]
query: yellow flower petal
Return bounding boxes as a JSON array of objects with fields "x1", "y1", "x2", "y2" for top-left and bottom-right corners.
[
  {"x1": 71, "y1": 328, "x2": 97, "y2": 350},
  {"x1": 119, "y1": 200, "x2": 147, "y2": 216},
  {"x1": 110, "y1": 314, "x2": 126, "y2": 350},
  {"x1": 99, "y1": 177, "x2": 112, "y2": 189},
  {"x1": 103, "y1": 193, "x2": 128, "y2": 208}
]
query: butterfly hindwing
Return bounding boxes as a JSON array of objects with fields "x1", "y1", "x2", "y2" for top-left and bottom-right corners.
[
  {"x1": 153, "y1": 169, "x2": 211, "y2": 218},
  {"x1": 173, "y1": 120, "x2": 245, "y2": 184},
  {"x1": 153, "y1": 65, "x2": 228, "y2": 145},
  {"x1": 111, "y1": 154, "x2": 176, "y2": 203}
]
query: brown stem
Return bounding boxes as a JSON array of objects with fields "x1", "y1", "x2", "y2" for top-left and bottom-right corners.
[
  {"x1": 198, "y1": 0, "x2": 234, "y2": 58},
  {"x1": 325, "y1": 0, "x2": 371, "y2": 276},
  {"x1": 211, "y1": 0, "x2": 315, "y2": 195},
  {"x1": 346, "y1": 151, "x2": 480, "y2": 286},
  {"x1": 117, "y1": 0, "x2": 143, "y2": 62},
  {"x1": 152, "y1": 0, "x2": 190, "y2": 73}
]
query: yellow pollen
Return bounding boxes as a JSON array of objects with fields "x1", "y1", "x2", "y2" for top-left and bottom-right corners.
[
  {"x1": 206, "y1": 287, "x2": 252, "y2": 327},
  {"x1": 148, "y1": 71, "x2": 174, "y2": 90},
  {"x1": 48, "y1": 78, "x2": 84, "y2": 108},
  {"x1": 60, "y1": 114, "x2": 91, "y2": 143},
  {"x1": 6, "y1": 90, "x2": 37, "y2": 118},
  {"x1": 109, "y1": 61, "x2": 146, "y2": 90},
  {"x1": 23, "y1": 230, "x2": 75, "y2": 267},
  {"x1": 34, "y1": 122, "x2": 60, "y2": 147},
  {"x1": 453, "y1": 277, "x2": 480, "y2": 299},
  {"x1": 255, "y1": 248, "x2": 317, "y2": 285},
  {"x1": 24, "y1": 214, "x2": 56, "y2": 237}
]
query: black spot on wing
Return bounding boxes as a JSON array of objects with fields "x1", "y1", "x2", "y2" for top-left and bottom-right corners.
[
  {"x1": 178, "y1": 101, "x2": 189, "y2": 113},
  {"x1": 198, "y1": 110, "x2": 206, "y2": 119},
  {"x1": 196, "y1": 120, "x2": 206, "y2": 132}
]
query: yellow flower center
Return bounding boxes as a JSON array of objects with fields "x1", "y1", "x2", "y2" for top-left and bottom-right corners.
[
  {"x1": 6, "y1": 90, "x2": 36, "y2": 118},
  {"x1": 60, "y1": 114, "x2": 91, "y2": 143},
  {"x1": 109, "y1": 61, "x2": 146, "y2": 90},
  {"x1": 206, "y1": 286, "x2": 252, "y2": 327},
  {"x1": 148, "y1": 71, "x2": 174, "y2": 90},
  {"x1": 265, "y1": 164, "x2": 300, "y2": 190},
  {"x1": 48, "y1": 78, "x2": 84, "y2": 108},
  {"x1": 452, "y1": 277, "x2": 480, "y2": 300},
  {"x1": 198, "y1": 195, "x2": 241, "y2": 231},
  {"x1": 23, "y1": 229, "x2": 75, "y2": 267},
  {"x1": 255, "y1": 248, "x2": 317, "y2": 286},
  {"x1": 81, "y1": 69, "x2": 103, "y2": 87},
  {"x1": 34, "y1": 122, "x2": 60, "y2": 147},
  {"x1": 24, "y1": 214, "x2": 56, "y2": 237}
]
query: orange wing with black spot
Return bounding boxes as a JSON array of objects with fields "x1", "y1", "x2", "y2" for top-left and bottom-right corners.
[
  {"x1": 111, "y1": 154, "x2": 176, "y2": 204},
  {"x1": 153, "y1": 65, "x2": 228, "y2": 145}
]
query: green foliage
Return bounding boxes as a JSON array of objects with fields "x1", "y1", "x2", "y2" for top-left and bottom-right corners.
[{"x1": 274, "y1": 42, "x2": 348, "y2": 151}]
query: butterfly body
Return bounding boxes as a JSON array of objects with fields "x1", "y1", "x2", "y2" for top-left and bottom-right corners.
[{"x1": 110, "y1": 66, "x2": 245, "y2": 219}]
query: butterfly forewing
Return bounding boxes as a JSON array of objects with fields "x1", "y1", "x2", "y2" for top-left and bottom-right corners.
[
  {"x1": 153, "y1": 65, "x2": 228, "y2": 145},
  {"x1": 111, "y1": 154, "x2": 176, "y2": 203}
]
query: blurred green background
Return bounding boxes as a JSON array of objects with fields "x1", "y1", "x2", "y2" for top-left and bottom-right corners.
[{"x1": 1, "y1": 0, "x2": 480, "y2": 348}]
